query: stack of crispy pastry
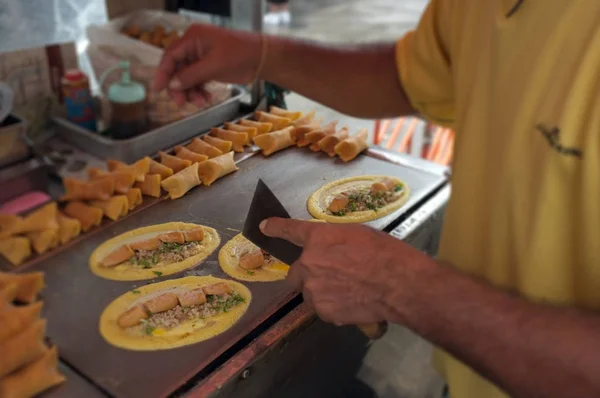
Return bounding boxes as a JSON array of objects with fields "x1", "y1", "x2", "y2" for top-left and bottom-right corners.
[{"x1": 0, "y1": 271, "x2": 65, "y2": 397}]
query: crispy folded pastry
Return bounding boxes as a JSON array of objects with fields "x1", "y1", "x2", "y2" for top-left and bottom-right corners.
[
  {"x1": 27, "y1": 229, "x2": 59, "y2": 255},
  {"x1": 203, "y1": 135, "x2": 232, "y2": 153},
  {"x1": 318, "y1": 126, "x2": 350, "y2": 156},
  {"x1": 160, "y1": 162, "x2": 201, "y2": 199},
  {"x1": 117, "y1": 304, "x2": 149, "y2": 328},
  {"x1": 224, "y1": 122, "x2": 257, "y2": 143},
  {"x1": 174, "y1": 146, "x2": 209, "y2": 163},
  {"x1": 0, "y1": 214, "x2": 24, "y2": 239},
  {"x1": 64, "y1": 202, "x2": 103, "y2": 232},
  {"x1": 56, "y1": 211, "x2": 81, "y2": 245},
  {"x1": 0, "y1": 346, "x2": 65, "y2": 398},
  {"x1": 0, "y1": 319, "x2": 47, "y2": 378},
  {"x1": 130, "y1": 237, "x2": 161, "y2": 251},
  {"x1": 158, "y1": 231, "x2": 185, "y2": 243},
  {"x1": 0, "y1": 302, "x2": 43, "y2": 343},
  {"x1": 101, "y1": 245, "x2": 134, "y2": 267},
  {"x1": 0, "y1": 272, "x2": 44, "y2": 303},
  {"x1": 197, "y1": 152, "x2": 239, "y2": 186},
  {"x1": 293, "y1": 110, "x2": 316, "y2": 127},
  {"x1": 0, "y1": 283, "x2": 17, "y2": 309},
  {"x1": 149, "y1": 159, "x2": 174, "y2": 179},
  {"x1": 107, "y1": 157, "x2": 151, "y2": 182},
  {"x1": 209, "y1": 128, "x2": 247, "y2": 152},
  {"x1": 20, "y1": 202, "x2": 59, "y2": 233},
  {"x1": 184, "y1": 227, "x2": 204, "y2": 242},
  {"x1": 334, "y1": 128, "x2": 369, "y2": 162},
  {"x1": 269, "y1": 106, "x2": 302, "y2": 121},
  {"x1": 239, "y1": 119, "x2": 273, "y2": 135},
  {"x1": 0, "y1": 237, "x2": 32, "y2": 266},
  {"x1": 305, "y1": 120, "x2": 338, "y2": 146},
  {"x1": 135, "y1": 173, "x2": 162, "y2": 198},
  {"x1": 61, "y1": 177, "x2": 114, "y2": 201},
  {"x1": 292, "y1": 122, "x2": 322, "y2": 147},
  {"x1": 253, "y1": 126, "x2": 295, "y2": 156},
  {"x1": 90, "y1": 196, "x2": 129, "y2": 221},
  {"x1": 202, "y1": 282, "x2": 231, "y2": 295},
  {"x1": 187, "y1": 138, "x2": 223, "y2": 158},
  {"x1": 89, "y1": 169, "x2": 136, "y2": 194},
  {"x1": 126, "y1": 188, "x2": 143, "y2": 210},
  {"x1": 255, "y1": 111, "x2": 291, "y2": 130},
  {"x1": 176, "y1": 288, "x2": 206, "y2": 307},
  {"x1": 159, "y1": 151, "x2": 191, "y2": 173},
  {"x1": 144, "y1": 293, "x2": 179, "y2": 313}
]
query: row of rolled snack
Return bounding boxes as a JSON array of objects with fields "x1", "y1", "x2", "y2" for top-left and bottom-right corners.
[{"x1": 0, "y1": 271, "x2": 65, "y2": 398}]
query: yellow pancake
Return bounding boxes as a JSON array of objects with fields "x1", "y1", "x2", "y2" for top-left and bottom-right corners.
[
  {"x1": 99, "y1": 276, "x2": 251, "y2": 351},
  {"x1": 218, "y1": 233, "x2": 289, "y2": 282},
  {"x1": 89, "y1": 222, "x2": 220, "y2": 281},
  {"x1": 307, "y1": 175, "x2": 410, "y2": 223}
]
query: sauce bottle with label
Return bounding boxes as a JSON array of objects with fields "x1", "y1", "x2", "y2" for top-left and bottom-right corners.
[{"x1": 62, "y1": 69, "x2": 97, "y2": 132}]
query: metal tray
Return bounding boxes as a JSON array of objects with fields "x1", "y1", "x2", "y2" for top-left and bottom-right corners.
[
  {"x1": 53, "y1": 87, "x2": 245, "y2": 163},
  {"x1": 20, "y1": 149, "x2": 446, "y2": 398},
  {"x1": 0, "y1": 157, "x2": 51, "y2": 205}
]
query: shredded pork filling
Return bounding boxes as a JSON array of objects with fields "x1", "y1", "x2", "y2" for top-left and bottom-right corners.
[
  {"x1": 129, "y1": 241, "x2": 202, "y2": 269},
  {"x1": 329, "y1": 184, "x2": 404, "y2": 216}
]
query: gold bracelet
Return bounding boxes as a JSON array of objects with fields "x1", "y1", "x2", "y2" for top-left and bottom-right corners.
[{"x1": 253, "y1": 34, "x2": 269, "y2": 82}]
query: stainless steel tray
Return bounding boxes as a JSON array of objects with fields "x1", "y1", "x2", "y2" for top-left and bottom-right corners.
[{"x1": 53, "y1": 86, "x2": 245, "y2": 163}]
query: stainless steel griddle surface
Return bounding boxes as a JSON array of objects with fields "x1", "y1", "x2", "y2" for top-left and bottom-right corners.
[{"x1": 23, "y1": 149, "x2": 444, "y2": 398}]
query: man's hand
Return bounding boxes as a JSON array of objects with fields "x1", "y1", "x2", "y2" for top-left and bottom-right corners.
[{"x1": 260, "y1": 217, "x2": 434, "y2": 325}]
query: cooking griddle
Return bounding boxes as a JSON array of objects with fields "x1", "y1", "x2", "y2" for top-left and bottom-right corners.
[{"x1": 21, "y1": 149, "x2": 444, "y2": 398}]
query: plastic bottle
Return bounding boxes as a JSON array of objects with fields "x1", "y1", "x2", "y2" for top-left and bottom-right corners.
[{"x1": 61, "y1": 69, "x2": 97, "y2": 132}]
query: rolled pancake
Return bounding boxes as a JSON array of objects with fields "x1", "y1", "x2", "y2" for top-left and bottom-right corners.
[
  {"x1": 224, "y1": 122, "x2": 257, "y2": 143},
  {"x1": 0, "y1": 346, "x2": 65, "y2": 398},
  {"x1": 99, "y1": 275, "x2": 251, "y2": 351},
  {"x1": 0, "y1": 237, "x2": 32, "y2": 266},
  {"x1": 135, "y1": 173, "x2": 162, "y2": 198},
  {"x1": 269, "y1": 106, "x2": 302, "y2": 121},
  {"x1": 0, "y1": 319, "x2": 47, "y2": 378},
  {"x1": 203, "y1": 135, "x2": 232, "y2": 153},
  {"x1": 253, "y1": 126, "x2": 295, "y2": 156},
  {"x1": 149, "y1": 158, "x2": 174, "y2": 179},
  {"x1": 187, "y1": 138, "x2": 223, "y2": 158},
  {"x1": 174, "y1": 146, "x2": 209, "y2": 163},
  {"x1": 292, "y1": 122, "x2": 321, "y2": 147},
  {"x1": 307, "y1": 175, "x2": 410, "y2": 223},
  {"x1": 89, "y1": 222, "x2": 220, "y2": 281},
  {"x1": 0, "y1": 301, "x2": 43, "y2": 342},
  {"x1": 161, "y1": 162, "x2": 201, "y2": 199},
  {"x1": 255, "y1": 111, "x2": 291, "y2": 130},
  {"x1": 293, "y1": 110, "x2": 316, "y2": 127},
  {"x1": 57, "y1": 211, "x2": 81, "y2": 245},
  {"x1": 239, "y1": 119, "x2": 272, "y2": 135},
  {"x1": 0, "y1": 283, "x2": 17, "y2": 308},
  {"x1": 0, "y1": 214, "x2": 24, "y2": 239},
  {"x1": 159, "y1": 151, "x2": 191, "y2": 173},
  {"x1": 318, "y1": 126, "x2": 350, "y2": 156},
  {"x1": 20, "y1": 202, "x2": 59, "y2": 233},
  {"x1": 210, "y1": 128, "x2": 247, "y2": 152},
  {"x1": 0, "y1": 272, "x2": 44, "y2": 303},
  {"x1": 126, "y1": 188, "x2": 143, "y2": 210},
  {"x1": 27, "y1": 229, "x2": 59, "y2": 255},
  {"x1": 334, "y1": 128, "x2": 369, "y2": 162},
  {"x1": 305, "y1": 120, "x2": 338, "y2": 146},
  {"x1": 89, "y1": 170, "x2": 136, "y2": 194},
  {"x1": 197, "y1": 152, "x2": 238, "y2": 186},
  {"x1": 61, "y1": 177, "x2": 114, "y2": 201},
  {"x1": 64, "y1": 201, "x2": 103, "y2": 232},
  {"x1": 107, "y1": 157, "x2": 151, "y2": 182},
  {"x1": 90, "y1": 196, "x2": 129, "y2": 221},
  {"x1": 218, "y1": 234, "x2": 289, "y2": 282}
]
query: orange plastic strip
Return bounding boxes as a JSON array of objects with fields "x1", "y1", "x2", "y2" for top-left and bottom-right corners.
[{"x1": 385, "y1": 118, "x2": 407, "y2": 150}]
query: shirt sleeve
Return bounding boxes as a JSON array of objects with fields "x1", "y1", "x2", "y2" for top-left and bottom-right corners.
[{"x1": 396, "y1": 0, "x2": 455, "y2": 127}]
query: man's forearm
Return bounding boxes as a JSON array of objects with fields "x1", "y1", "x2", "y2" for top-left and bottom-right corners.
[
  {"x1": 260, "y1": 37, "x2": 414, "y2": 119},
  {"x1": 389, "y1": 260, "x2": 600, "y2": 398}
]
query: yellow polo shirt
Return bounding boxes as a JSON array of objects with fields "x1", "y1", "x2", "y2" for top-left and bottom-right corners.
[{"x1": 396, "y1": 1, "x2": 600, "y2": 397}]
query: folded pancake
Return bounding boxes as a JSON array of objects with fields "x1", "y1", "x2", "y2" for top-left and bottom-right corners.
[
  {"x1": 305, "y1": 120, "x2": 338, "y2": 147},
  {"x1": 160, "y1": 162, "x2": 201, "y2": 200},
  {"x1": 89, "y1": 169, "x2": 136, "y2": 194},
  {"x1": 269, "y1": 106, "x2": 302, "y2": 121},
  {"x1": 64, "y1": 201, "x2": 103, "y2": 232},
  {"x1": 0, "y1": 346, "x2": 65, "y2": 398},
  {"x1": 90, "y1": 196, "x2": 129, "y2": 221},
  {"x1": 318, "y1": 126, "x2": 350, "y2": 156},
  {"x1": 0, "y1": 301, "x2": 43, "y2": 343},
  {"x1": 197, "y1": 152, "x2": 239, "y2": 186},
  {"x1": 56, "y1": 211, "x2": 81, "y2": 245},
  {"x1": 126, "y1": 188, "x2": 143, "y2": 210},
  {"x1": 159, "y1": 151, "x2": 191, "y2": 173},
  {"x1": 99, "y1": 275, "x2": 251, "y2": 350},
  {"x1": 219, "y1": 233, "x2": 289, "y2": 282},
  {"x1": 89, "y1": 222, "x2": 221, "y2": 281},
  {"x1": 334, "y1": 128, "x2": 369, "y2": 162},
  {"x1": 253, "y1": 126, "x2": 295, "y2": 156},
  {"x1": 135, "y1": 173, "x2": 162, "y2": 198},
  {"x1": 0, "y1": 237, "x2": 32, "y2": 266},
  {"x1": 61, "y1": 177, "x2": 115, "y2": 201},
  {"x1": 203, "y1": 135, "x2": 232, "y2": 153},
  {"x1": 0, "y1": 283, "x2": 17, "y2": 308},
  {"x1": 149, "y1": 159, "x2": 174, "y2": 179},
  {"x1": 0, "y1": 319, "x2": 47, "y2": 378},
  {"x1": 239, "y1": 119, "x2": 273, "y2": 135},
  {"x1": 107, "y1": 157, "x2": 151, "y2": 182},
  {"x1": 293, "y1": 110, "x2": 316, "y2": 127},
  {"x1": 27, "y1": 229, "x2": 59, "y2": 255},
  {"x1": 210, "y1": 128, "x2": 247, "y2": 152},
  {"x1": 255, "y1": 111, "x2": 292, "y2": 130},
  {"x1": 0, "y1": 214, "x2": 24, "y2": 239},
  {"x1": 0, "y1": 272, "x2": 44, "y2": 303},
  {"x1": 20, "y1": 202, "x2": 59, "y2": 233},
  {"x1": 174, "y1": 146, "x2": 209, "y2": 163},
  {"x1": 292, "y1": 122, "x2": 322, "y2": 147},
  {"x1": 224, "y1": 122, "x2": 257, "y2": 143},
  {"x1": 187, "y1": 137, "x2": 223, "y2": 158}
]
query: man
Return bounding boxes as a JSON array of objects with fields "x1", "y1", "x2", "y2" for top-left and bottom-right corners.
[{"x1": 153, "y1": 1, "x2": 600, "y2": 397}]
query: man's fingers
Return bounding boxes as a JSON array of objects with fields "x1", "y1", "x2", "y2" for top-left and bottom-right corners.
[
  {"x1": 154, "y1": 38, "x2": 199, "y2": 91},
  {"x1": 259, "y1": 218, "x2": 315, "y2": 247},
  {"x1": 286, "y1": 261, "x2": 305, "y2": 291},
  {"x1": 171, "y1": 56, "x2": 223, "y2": 91}
]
